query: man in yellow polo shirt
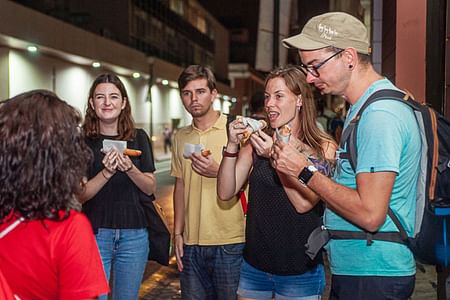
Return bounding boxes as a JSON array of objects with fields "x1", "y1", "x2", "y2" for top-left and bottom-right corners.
[{"x1": 171, "y1": 65, "x2": 245, "y2": 299}]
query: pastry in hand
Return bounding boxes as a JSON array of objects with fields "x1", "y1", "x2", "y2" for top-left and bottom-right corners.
[
  {"x1": 276, "y1": 124, "x2": 292, "y2": 143},
  {"x1": 201, "y1": 149, "x2": 211, "y2": 157},
  {"x1": 238, "y1": 116, "x2": 267, "y2": 142}
]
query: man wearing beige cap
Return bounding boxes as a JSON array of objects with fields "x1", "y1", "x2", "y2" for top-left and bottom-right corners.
[{"x1": 272, "y1": 12, "x2": 421, "y2": 299}]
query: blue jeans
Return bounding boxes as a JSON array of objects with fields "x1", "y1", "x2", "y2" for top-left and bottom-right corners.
[
  {"x1": 95, "y1": 228, "x2": 149, "y2": 300},
  {"x1": 180, "y1": 243, "x2": 244, "y2": 300},
  {"x1": 329, "y1": 274, "x2": 415, "y2": 300},
  {"x1": 238, "y1": 260, "x2": 325, "y2": 299}
]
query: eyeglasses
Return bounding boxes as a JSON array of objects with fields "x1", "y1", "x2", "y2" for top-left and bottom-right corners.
[{"x1": 299, "y1": 49, "x2": 345, "y2": 78}]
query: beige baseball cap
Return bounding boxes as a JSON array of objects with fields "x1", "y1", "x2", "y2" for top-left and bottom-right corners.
[{"x1": 282, "y1": 12, "x2": 371, "y2": 54}]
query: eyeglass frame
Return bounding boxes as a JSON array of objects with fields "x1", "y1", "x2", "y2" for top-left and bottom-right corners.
[{"x1": 299, "y1": 49, "x2": 345, "y2": 78}]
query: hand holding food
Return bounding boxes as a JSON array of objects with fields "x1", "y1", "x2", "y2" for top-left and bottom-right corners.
[{"x1": 238, "y1": 116, "x2": 267, "y2": 143}]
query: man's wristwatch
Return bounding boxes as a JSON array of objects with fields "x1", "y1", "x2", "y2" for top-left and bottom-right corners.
[
  {"x1": 298, "y1": 165, "x2": 318, "y2": 185},
  {"x1": 222, "y1": 146, "x2": 239, "y2": 158}
]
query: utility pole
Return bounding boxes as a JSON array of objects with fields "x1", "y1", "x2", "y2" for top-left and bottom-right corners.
[{"x1": 273, "y1": 0, "x2": 280, "y2": 68}]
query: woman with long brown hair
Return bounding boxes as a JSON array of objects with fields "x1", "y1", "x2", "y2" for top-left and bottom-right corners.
[
  {"x1": 218, "y1": 65, "x2": 336, "y2": 299},
  {"x1": 78, "y1": 73, "x2": 156, "y2": 300}
]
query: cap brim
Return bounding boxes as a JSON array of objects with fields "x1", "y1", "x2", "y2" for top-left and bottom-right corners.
[{"x1": 282, "y1": 34, "x2": 330, "y2": 51}]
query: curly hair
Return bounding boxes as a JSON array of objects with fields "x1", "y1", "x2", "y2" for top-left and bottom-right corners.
[
  {"x1": 265, "y1": 65, "x2": 336, "y2": 160},
  {"x1": 83, "y1": 73, "x2": 135, "y2": 140},
  {"x1": 0, "y1": 90, "x2": 93, "y2": 222}
]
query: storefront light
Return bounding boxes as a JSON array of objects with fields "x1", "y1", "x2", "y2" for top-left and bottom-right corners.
[
  {"x1": 132, "y1": 72, "x2": 141, "y2": 79},
  {"x1": 92, "y1": 61, "x2": 101, "y2": 68},
  {"x1": 27, "y1": 45, "x2": 38, "y2": 53}
]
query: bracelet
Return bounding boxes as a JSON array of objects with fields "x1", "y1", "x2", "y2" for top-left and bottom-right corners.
[
  {"x1": 222, "y1": 146, "x2": 239, "y2": 158},
  {"x1": 101, "y1": 169, "x2": 112, "y2": 180},
  {"x1": 174, "y1": 233, "x2": 183, "y2": 237},
  {"x1": 124, "y1": 164, "x2": 133, "y2": 173}
]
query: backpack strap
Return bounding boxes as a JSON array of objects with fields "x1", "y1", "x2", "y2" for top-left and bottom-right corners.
[
  {"x1": 338, "y1": 89, "x2": 410, "y2": 171},
  {"x1": 334, "y1": 89, "x2": 412, "y2": 246},
  {"x1": 327, "y1": 229, "x2": 406, "y2": 246}
]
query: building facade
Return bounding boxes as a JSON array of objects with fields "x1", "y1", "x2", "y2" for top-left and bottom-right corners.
[{"x1": 0, "y1": 0, "x2": 239, "y2": 158}]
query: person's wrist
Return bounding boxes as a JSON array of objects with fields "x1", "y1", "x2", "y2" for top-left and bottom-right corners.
[
  {"x1": 124, "y1": 164, "x2": 133, "y2": 173},
  {"x1": 101, "y1": 169, "x2": 113, "y2": 180},
  {"x1": 298, "y1": 165, "x2": 318, "y2": 185},
  {"x1": 226, "y1": 142, "x2": 239, "y2": 152},
  {"x1": 223, "y1": 146, "x2": 239, "y2": 158}
]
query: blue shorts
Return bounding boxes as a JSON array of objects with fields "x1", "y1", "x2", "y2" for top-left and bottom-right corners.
[{"x1": 237, "y1": 260, "x2": 325, "y2": 300}]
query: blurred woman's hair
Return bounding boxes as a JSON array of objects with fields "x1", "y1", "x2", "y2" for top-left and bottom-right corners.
[
  {"x1": 265, "y1": 65, "x2": 336, "y2": 160},
  {"x1": 0, "y1": 90, "x2": 93, "y2": 222},
  {"x1": 83, "y1": 73, "x2": 135, "y2": 140}
]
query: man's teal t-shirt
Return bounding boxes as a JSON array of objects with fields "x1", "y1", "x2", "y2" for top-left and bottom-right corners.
[{"x1": 324, "y1": 79, "x2": 421, "y2": 276}]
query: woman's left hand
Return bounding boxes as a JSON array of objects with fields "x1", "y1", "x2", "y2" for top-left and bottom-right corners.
[{"x1": 116, "y1": 153, "x2": 134, "y2": 173}]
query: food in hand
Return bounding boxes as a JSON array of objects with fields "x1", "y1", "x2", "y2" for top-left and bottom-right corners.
[
  {"x1": 276, "y1": 124, "x2": 292, "y2": 143},
  {"x1": 123, "y1": 148, "x2": 142, "y2": 157},
  {"x1": 201, "y1": 149, "x2": 211, "y2": 157},
  {"x1": 239, "y1": 117, "x2": 267, "y2": 142}
]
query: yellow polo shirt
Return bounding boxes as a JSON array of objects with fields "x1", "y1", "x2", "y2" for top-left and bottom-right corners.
[{"x1": 171, "y1": 114, "x2": 245, "y2": 245}]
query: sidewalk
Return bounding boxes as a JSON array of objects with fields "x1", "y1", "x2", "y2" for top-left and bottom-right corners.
[
  {"x1": 140, "y1": 257, "x2": 181, "y2": 300},
  {"x1": 155, "y1": 152, "x2": 171, "y2": 162}
]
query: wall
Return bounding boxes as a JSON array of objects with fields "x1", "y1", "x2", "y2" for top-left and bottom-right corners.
[
  {"x1": 6, "y1": 48, "x2": 150, "y2": 128},
  {"x1": 395, "y1": 0, "x2": 426, "y2": 101},
  {"x1": 0, "y1": 47, "x2": 9, "y2": 99}
]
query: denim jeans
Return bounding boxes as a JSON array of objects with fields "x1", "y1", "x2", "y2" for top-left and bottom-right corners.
[
  {"x1": 95, "y1": 228, "x2": 149, "y2": 300},
  {"x1": 329, "y1": 274, "x2": 415, "y2": 300},
  {"x1": 180, "y1": 243, "x2": 244, "y2": 300},
  {"x1": 238, "y1": 260, "x2": 325, "y2": 299}
]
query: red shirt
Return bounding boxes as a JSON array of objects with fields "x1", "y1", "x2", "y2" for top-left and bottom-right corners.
[
  {"x1": 0, "y1": 269, "x2": 15, "y2": 300},
  {"x1": 0, "y1": 211, "x2": 109, "y2": 299}
]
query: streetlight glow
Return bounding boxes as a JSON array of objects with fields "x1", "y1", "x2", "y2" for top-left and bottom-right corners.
[{"x1": 27, "y1": 45, "x2": 38, "y2": 52}]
